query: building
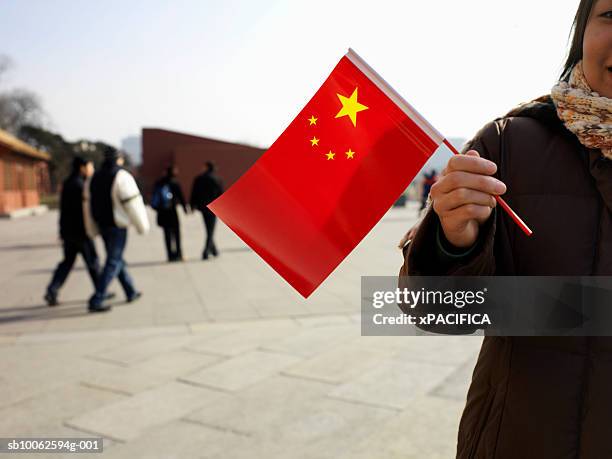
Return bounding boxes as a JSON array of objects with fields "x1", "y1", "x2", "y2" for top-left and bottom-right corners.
[
  {"x1": 140, "y1": 128, "x2": 265, "y2": 201},
  {"x1": 0, "y1": 128, "x2": 51, "y2": 216},
  {"x1": 121, "y1": 135, "x2": 142, "y2": 165}
]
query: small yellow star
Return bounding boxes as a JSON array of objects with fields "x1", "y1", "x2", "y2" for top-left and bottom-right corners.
[
  {"x1": 345, "y1": 148, "x2": 355, "y2": 159},
  {"x1": 308, "y1": 115, "x2": 318, "y2": 126},
  {"x1": 310, "y1": 136, "x2": 319, "y2": 147},
  {"x1": 335, "y1": 88, "x2": 368, "y2": 127},
  {"x1": 326, "y1": 151, "x2": 335, "y2": 160}
]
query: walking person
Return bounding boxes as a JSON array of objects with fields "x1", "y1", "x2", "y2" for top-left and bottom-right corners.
[
  {"x1": 419, "y1": 169, "x2": 438, "y2": 211},
  {"x1": 44, "y1": 157, "x2": 101, "y2": 306},
  {"x1": 190, "y1": 161, "x2": 223, "y2": 260},
  {"x1": 151, "y1": 166, "x2": 188, "y2": 262},
  {"x1": 400, "y1": 0, "x2": 612, "y2": 457},
  {"x1": 86, "y1": 147, "x2": 149, "y2": 312}
]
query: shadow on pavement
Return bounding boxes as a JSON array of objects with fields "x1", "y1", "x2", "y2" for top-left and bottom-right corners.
[
  {"x1": 0, "y1": 299, "x2": 86, "y2": 314},
  {"x1": 0, "y1": 299, "x2": 130, "y2": 324},
  {"x1": 0, "y1": 242, "x2": 60, "y2": 252},
  {"x1": 21, "y1": 246, "x2": 253, "y2": 274}
]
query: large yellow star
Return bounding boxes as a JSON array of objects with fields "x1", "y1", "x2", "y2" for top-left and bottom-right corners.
[
  {"x1": 345, "y1": 148, "x2": 355, "y2": 159},
  {"x1": 310, "y1": 136, "x2": 319, "y2": 147},
  {"x1": 335, "y1": 88, "x2": 368, "y2": 127},
  {"x1": 308, "y1": 115, "x2": 318, "y2": 126},
  {"x1": 326, "y1": 151, "x2": 335, "y2": 160}
]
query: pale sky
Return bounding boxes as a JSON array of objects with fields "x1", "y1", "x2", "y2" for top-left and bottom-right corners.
[{"x1": 0, "y1": 0, "x2": 579, "y2": 149}]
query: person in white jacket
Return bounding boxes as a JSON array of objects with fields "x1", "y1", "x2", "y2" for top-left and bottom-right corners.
[{"x1": 85, "y1": 147, "x2": 149, "y2": 312}]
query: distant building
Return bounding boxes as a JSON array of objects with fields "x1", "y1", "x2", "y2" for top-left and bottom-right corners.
[
  {"x1": 0, "y1": 128, "x2": 51, "y2": 216},
  {"x1": 140, "y1": 128, "x2": 265, "y2": 201},
  {"x1": 121, "y1": 135, "x2": 142, "y2": 165}
]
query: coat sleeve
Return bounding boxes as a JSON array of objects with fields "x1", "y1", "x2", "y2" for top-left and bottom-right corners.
[
  {"x1": 399, "y1": 119, "x2": 503, "y2": 278},
  {"x1": 116, "y1": 170, "x2": 150, "y2": 235}
]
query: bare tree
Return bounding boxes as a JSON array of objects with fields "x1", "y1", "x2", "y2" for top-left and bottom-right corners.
[
  {"x1": 0, "y1": 89, "x2": 43, "y2": 134},
  {"x1": 0, "y1": 55, "x2": 44, "y2": 134},
  {"x1": 0, "y1": 54, "x2": 12, "y2": 85}
]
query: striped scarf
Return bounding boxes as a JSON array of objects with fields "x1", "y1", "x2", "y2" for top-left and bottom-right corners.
[{"x1": 551, "y1": 61, "x2": 612, "y2": 159}]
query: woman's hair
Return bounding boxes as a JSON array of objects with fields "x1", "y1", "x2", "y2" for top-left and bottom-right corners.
[{"x1": 560, "y1": 0, "x2": 597, "y2": 81}]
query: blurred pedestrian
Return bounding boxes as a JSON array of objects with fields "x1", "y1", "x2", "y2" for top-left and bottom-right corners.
[
  {"x1": 190, "y1": 161, "x2": 223, "y2": 260},
  {"x1": 152, "y1": 165, "x2": 187, "y2": 262},
  {"x1": 86, "y1": 147, "x2": 149, "y2": 312},
  {"x1": 44, "y1": 157, "x2": 101, "y2": 306},
  {"x1": 420, "y1": 169, "x2": 438, "y2": 211}
]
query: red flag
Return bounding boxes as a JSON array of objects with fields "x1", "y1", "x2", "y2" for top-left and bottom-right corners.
[{"x1": 209, "y1": 49, "x2": 444, "y2": 297}]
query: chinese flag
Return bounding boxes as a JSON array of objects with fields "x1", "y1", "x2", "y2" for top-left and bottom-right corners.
[{"x1": 209, "y1": 49, "x2": 444, "y2": 297}]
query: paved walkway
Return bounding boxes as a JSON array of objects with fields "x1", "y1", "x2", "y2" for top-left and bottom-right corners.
[{"x1": 0, "y1": 204, "x2": 482, "y2": 458}]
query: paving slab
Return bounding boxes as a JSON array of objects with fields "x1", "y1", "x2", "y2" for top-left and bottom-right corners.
[
  {"x1": 78, "y1": 363, "x2": 172, "y2": 395},
  {"x1": 339, "y1": 395, "x2": 466, "y2": 459},
  {"x1": 179, "y1": 350, "x2": 301, "y2": 392},
  {"x1": 260, "y1": 325, "x2": 360, "y2": 358},
  {"x1": 184, "y1": 375, "x2": 333, "y2": 435},
  {"x1": 429, "y1": 356, "x2": 478, "y2": 401},
  {"x1": 66, "y1": 381, "x2": 224, "y2": 441},
  {"x1": 185, "y1": 320, "x2": 300, "y2": 357},
  {"x1": 89, "y1": 334, "x2": 195, "y2": 366},
  {"x1": 281, "y1": 342, "x2": 389, "y2": 384},
  {"x1": 100, "y1": 419, "x2": 251, "y2": 459},
  {"x1": 328, "y1": 360, "x2": 458, "y2": 410},
  {"x1": 186, "y1": 375, "x2": 397, "y2": 459},
  {"x1": 133, "y1": 349, "x2": 222, "y2": 377},
  {"x1": 294, "y1": 314, "x2": 353, "y2": 328},
  {"x1": 0, "y1": 383, "x2": 124, "y2": 437}
]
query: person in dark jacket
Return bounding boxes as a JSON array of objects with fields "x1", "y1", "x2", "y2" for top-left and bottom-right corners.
[
  {"x1": 152, "y1": 166, "x2": 187, "y2": 262},
  {"x1": 190, "y1": 161, "x2": 223, "y2": 260},
  {"x1": 44, "y1": 157, "x2": 100, "y2": 306},
  {"x1": 399, "y1": 1, "x2": 612, "y2": 457}
]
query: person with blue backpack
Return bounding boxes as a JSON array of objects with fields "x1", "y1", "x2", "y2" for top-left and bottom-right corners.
[{"x1": 152, "y1": 166, "x2": 188, "y2": 262}]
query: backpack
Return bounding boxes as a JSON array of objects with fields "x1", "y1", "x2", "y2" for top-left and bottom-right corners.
[{"x1": 151, "y1": 183, "x2": 173, "y2": 210}]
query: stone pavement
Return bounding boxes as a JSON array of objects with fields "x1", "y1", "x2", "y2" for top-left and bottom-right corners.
[{"x1": 0, "y1": 204, "x2": 482, "y2": 458}]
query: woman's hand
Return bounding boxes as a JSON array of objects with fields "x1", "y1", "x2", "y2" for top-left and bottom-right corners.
[{"x1": 430, "y1": 150, "x2": 506, "y2": 249}]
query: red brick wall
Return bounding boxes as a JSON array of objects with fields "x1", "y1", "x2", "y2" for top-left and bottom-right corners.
[
  {"x1": 0, "y1": 146, "x2": 49, "y2": 214},
  {"x1": 0, "y1": 152, "x2": 4, "y2": 194},
  {"x1": 141, "y1": 128, "x2": 265, "y2": 201},
  {"x1": 173, "y1": 144, "x2": 261, "y2": 201}
]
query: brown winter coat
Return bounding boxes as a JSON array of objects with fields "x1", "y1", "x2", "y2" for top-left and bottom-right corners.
[{"x1": 399, "y1": 95, "x2": 612, "y2": 458}]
